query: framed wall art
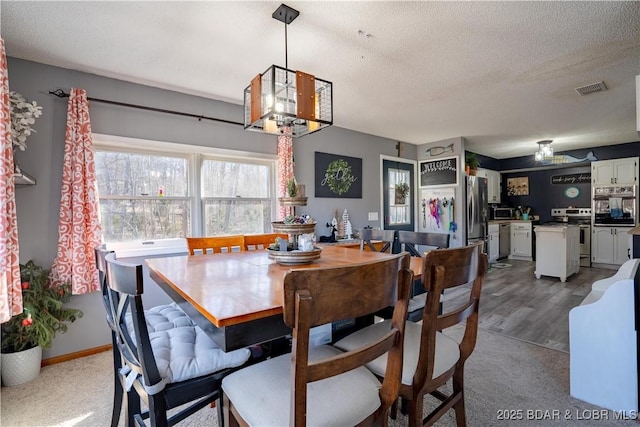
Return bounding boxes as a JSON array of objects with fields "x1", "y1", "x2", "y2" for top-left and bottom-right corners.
[
  {"x1": 314, "y1": 152, "x2": 362, "y2": 198},
  {"x1": 507, "y1": 177, "x2": 529, "y2": 196}
]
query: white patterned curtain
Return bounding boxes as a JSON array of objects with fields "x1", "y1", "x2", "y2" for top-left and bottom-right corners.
[
  {"x1": 0, "y1": 38, "x2": 22, "y2": 322},
  {"x1": 49, "y1": 88, "x2": 102, "y2": 294},
  {"x1": 277, "y1": 127, "x2": 294, "y2": 220}
]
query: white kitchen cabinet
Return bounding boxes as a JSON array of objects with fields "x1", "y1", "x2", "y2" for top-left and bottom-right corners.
[
  {"x1": 509, "y1": 222, "x2": 533, "y2": 261},
  {"x1": 477, "y1": 168, "x2": 501, "y2": 203},
  {"x1": 591, "y1": 157, "x2": 638, "y2": 185},
  {"x1": 488, "y1": 223, "x2": 499, "y2": 263},
  {"x1": 534, "y1": 224, "x2": 580, "y2": 282},
  {"x1": 592, "y1": 226, "x2": 631, "y2": 266}
]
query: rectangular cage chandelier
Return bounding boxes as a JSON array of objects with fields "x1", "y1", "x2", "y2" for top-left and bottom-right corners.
[
  {"x1": 243, "y1": 4, "x2": 333, "y2": 138},
  {"x1": 534, "y1": 140, "x2": 553, "y2": 161}
]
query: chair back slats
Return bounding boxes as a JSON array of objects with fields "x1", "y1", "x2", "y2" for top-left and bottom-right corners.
[
  {"x1": 283, "y1": 254, "x2": 409, "y2": 327},
  {"x1": 244, "y1": 233, "x2": 288, "y2": 251},
  {"x1": 414, "y1": 242, "x2": 487, "y2": 386},
  {"x1": 307, "y1": 327, "x2": 398, "y2": 384},
  {"x1": 282, "y1": 253, "x2": 413, "y2": 425},
  {"x1": 95, "y1": 247, "x2": 116, "y2": 325},
  {"x1": 96, "y1": 246, "x2": 129, "y2": 427},
  {"x1": 438, "y1": 299, "x2": 477, "y2": 330},
  {"x1": 105, "y1": 253, "x2": 162, "y2": 388},
  {"x1": 106, "y1": 254, "x2": 144, "y2": 296},
  {"x1": 359, "y1": 228, "x2": 396, "y2": 252},
  {"x1": 186, "y1": 235, "x2": 246, "y2": 255},
  {"x1": 397, "y1": 230, "x2": 450, "y2": 257}
]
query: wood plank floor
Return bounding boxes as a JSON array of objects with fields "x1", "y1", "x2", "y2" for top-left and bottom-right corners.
[{"x1": 445, "y1": 260, "x2": 615, "y2": 352}]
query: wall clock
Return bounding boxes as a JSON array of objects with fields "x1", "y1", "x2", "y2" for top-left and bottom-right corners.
[{"x1": 565, "y1": 187, "x2": 580, "y2": 198}]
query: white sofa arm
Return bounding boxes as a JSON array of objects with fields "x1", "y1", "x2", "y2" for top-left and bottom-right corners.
[
  {"x1": 569, "y1": 278, "x2": 638, "y2": 414},
  {"x1": 579, "y1": 259, "x2": 639, "y2": 306}
]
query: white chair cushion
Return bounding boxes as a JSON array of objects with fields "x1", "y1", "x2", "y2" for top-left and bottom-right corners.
[
  {"x1": 144, "y1": 302, "x2": 195, "y2": 332},
  {"x1": 408, "y1": 293, "x2": 427, "y2": 312},
  {"x1": 149, "y1": 326, "x2": 250, "y2": 384},
  {"x1": 126, "y1": 302, "x2": 194, "y2": 336},
  {"x1": 222, "y1": 345, "x2": 382, "y2": 426},
  {"x1": 334, "y1": 319, "x2": 460, "y2": 386}
]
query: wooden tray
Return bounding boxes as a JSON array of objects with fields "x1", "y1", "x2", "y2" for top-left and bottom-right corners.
[
  {"x1": 267, "y1": 247, "x2": 322, "y2": 265},
  {"x1": 278, "y1": 197, "x2": 308, "y2": 206},
  {"x1": 271, "y1": 222, "x2": 316, "y2": 235}
]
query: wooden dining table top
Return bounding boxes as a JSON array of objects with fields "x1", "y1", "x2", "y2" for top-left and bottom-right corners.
[{"x1": 145, "y1": 245, "x2": 422, "y2": 329}]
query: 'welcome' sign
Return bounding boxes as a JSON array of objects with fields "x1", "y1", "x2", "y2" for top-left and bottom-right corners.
[{"x1": 419, "y1": 156, "x2": 458, "y2": 187}]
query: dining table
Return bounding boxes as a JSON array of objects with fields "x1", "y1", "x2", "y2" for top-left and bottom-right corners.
[{"x1": 146, "y1": 245, "x2": 423, "y2": 351}]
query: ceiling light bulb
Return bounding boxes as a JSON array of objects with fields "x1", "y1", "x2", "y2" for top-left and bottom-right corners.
[
  {"x1": 275, "y1": 102, "x2": 284, "y2": 112},
  {"x1": 265, "y1": 94, "x2": 274, "y2": 107},
  {"x1": 535, "y1": 151, "x2": 543, "y2": 161}
]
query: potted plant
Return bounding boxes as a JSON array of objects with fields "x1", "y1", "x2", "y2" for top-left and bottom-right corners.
[
  {"x1": 1, "y1": 261, "x2": 83, "y2": 386},
  {"x1": 395, "y1": 182, "x2": 410, "y2": 204},
  {"x1": 465, "y1": 152, "x2": 480, "y2": 176},
  {"x1": 278, "y1": 177, "x2": 307, "y2": 207},
  {"x1": 286, "y1": 177, "x2": 298, "y2": 197}
]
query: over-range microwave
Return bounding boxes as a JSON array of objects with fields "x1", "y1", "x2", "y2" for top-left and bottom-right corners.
[{"x1": 492, "y1": 207, "x2": 514, "y2": 220}]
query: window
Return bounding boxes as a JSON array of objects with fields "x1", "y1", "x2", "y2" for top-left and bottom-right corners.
[
  {"x1": 388, "y1": 167, "x2": 410, "y2": 226},
  {"x1": 201, "y1": 159, "x2": 273, "y2": 235},
  {"x1": 94, "y1": 136, "x2": 276, "y2": 243}
]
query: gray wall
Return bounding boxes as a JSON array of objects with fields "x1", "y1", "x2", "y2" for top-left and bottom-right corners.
[
  {"x1": 8, "y1": 57, "x2": 413, "y2": 357},
  {"x1": 416, "y1": 137, "x2": 467, "y2": 247}
]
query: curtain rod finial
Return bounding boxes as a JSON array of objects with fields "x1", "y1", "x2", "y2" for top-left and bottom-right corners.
[{"x1": 49, "y1": 89, "x2": 69, "y2": 98}]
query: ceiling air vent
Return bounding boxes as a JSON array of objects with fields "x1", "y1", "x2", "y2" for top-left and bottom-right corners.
[{"x1": 575, "y1": 81, "x2": 607, "y2": 96}]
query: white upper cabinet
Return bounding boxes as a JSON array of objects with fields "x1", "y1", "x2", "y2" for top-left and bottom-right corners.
[
  {"x1": 476, "y1": 168, "x2": 501, "y2": 203},
  {"x1": 591, "y1": 157, "x2": 638, "y2": 185}
]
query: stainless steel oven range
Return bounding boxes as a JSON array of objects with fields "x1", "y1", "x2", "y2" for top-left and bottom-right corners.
[{"x1": 549, "y1": 208, "x2": 591, "y2": 267}]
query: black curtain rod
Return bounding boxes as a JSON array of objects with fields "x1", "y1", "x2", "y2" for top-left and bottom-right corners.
[{"x1": 48, "y1": 89, "x2": 243, "y2": 127}]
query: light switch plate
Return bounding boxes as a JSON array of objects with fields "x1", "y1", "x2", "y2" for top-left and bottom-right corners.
[{"x1": 368, "y1": 212, "x2": 378, "y2": 221}]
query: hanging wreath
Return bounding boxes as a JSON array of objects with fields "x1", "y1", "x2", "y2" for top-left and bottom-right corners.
[{"x1": 324, "y1": 159, "x2": 354, "y2": 195}]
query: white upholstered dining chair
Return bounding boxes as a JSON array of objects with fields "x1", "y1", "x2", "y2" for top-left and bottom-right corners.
[
  {"x1": 335, "y1": 243, "x2": 487, "y2": 427},
  {"x1": 221, "y1": 252, "x2": 414, "y2": 426}
]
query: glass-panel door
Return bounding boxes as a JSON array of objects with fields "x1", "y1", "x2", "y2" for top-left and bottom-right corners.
[{"x1": 382, "y1": 158, "x2": 415, "y2": 231}]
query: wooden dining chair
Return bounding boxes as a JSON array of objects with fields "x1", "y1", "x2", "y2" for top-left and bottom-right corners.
[
  {"x1": 335, "y1": 243, "x2": 487, "y2": 427},
  {"x1": 221, "y1": 253, "x2": 414, "y2": 426},
  {"x1": 104, "y1": 253, "x2": 251, "y2": 427},
  {"x1": 243, "y1": 233, "x2": 288, "y2": 251},
  {"x1": 359, "y1": 228, "x2": 398, "y2": 252},
  {"x1": 396, "y1": 231, "x2": 451, "y2": 321},
  {"x1": 397, "y1": 230, "x2": 450, "y2": 257},
  {"x1": 186, "y1": 235, "x2": 246, "y2": 255}
]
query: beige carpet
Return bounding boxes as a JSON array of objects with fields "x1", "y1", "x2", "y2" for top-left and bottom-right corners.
[{"x1": 2, "y1": 325, "x2": 637, "y2": 427}]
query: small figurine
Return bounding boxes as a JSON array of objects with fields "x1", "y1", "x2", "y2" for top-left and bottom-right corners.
[
  {"x1": 342, "y1": 209, "x2": 353, "y2": 239},
  {"x1": 319, "y1": 222, "x2": 337, "y2": 243}
]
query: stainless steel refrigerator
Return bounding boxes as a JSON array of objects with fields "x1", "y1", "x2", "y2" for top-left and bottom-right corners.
[{"x1": 465, "y1": 176, "x2": 488, "y2": 247}]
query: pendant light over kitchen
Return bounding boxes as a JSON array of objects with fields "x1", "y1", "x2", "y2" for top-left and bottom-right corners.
[
  {"x1": 534, "y1": 140, "x2": 553, "y2": 161},
  {"x1": 243, "y1": 4, "x2": 333, "y2": 138}
]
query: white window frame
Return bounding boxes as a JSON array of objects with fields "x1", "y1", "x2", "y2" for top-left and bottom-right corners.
[{"x1": 93, "y1": 133, "x2": 278, "y2": 244}]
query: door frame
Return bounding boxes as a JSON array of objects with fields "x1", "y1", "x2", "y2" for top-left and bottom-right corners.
[{"x1": 380, "y1": 155, "x2": 418, "y2": 231}]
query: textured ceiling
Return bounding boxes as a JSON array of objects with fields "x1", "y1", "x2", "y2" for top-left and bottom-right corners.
[{"x1": 2, "y1": 1, "x2": 640, "y2": 159}]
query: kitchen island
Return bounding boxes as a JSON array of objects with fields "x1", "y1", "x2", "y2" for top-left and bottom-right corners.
[{"x1": 534, "y1": 224, "x2": 580, "y2": 282}]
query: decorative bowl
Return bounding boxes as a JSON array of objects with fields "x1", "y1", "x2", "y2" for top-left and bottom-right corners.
[{"x1": 267, "y1": 247, "x2": 322, "y2": 265}]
